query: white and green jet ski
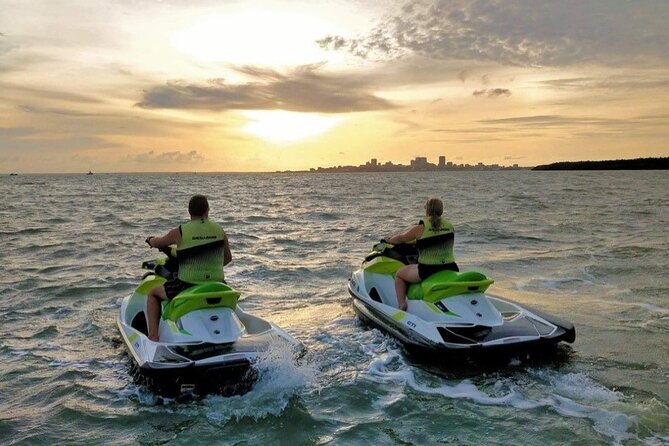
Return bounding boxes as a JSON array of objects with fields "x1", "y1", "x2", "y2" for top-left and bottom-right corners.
[
  {"x1": 349, "y1": 242, "x2": 575, "y2": 355},
  {"x1": 117, "y1": 247, "x2": 303, "y2": 396}
]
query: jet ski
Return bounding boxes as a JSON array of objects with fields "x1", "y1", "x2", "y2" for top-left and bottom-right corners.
[
  {"x1": 348, "y1": 241, "x2": 575, "y2": 356},
  {"x1": 117, "y1": 247, "x2": 303, "y2": 396}
]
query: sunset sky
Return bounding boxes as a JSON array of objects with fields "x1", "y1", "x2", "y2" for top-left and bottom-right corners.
[{"x1": 1, "y1": 0, "x2": 668, "y2": 173}]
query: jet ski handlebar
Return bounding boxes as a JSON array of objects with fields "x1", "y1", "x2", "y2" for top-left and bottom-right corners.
[{"x1": 158, "y1": 245, "x2": 176, "y2": 259}]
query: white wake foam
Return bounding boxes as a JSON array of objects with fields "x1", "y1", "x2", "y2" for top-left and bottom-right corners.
[
  {"x1": 204, "y1": 339, "x2": 315, "y2": 424},
  {"x1": 362, "y1": 347, "x2": 637, "y2": 444}
]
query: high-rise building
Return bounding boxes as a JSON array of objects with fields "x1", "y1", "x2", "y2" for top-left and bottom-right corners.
[{"x1": 438, "y1": 156, "x2": 446, "y2": 167}]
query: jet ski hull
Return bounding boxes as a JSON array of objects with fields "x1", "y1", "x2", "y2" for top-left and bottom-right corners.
[
  {"x1": 117, "y1": 275, "x2": 303, "y2": 397},
  {"x1": 127, "y1": 355, "x2": 256, "y2": 397},
  {"x1": 349, "y1": 270, "x2": 575, "y2": 357}
]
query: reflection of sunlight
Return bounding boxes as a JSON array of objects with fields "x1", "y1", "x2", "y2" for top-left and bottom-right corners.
[
  {"x1": 242, "y1": 111, "x2": 343, "y2": 143},
  {"x1": 171, "y1": 9, "x2": 345, "y2": 66}
]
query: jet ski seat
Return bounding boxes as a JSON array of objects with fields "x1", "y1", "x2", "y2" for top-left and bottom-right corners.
[
  {"x1": 407, "y1": 270, "x2": 494, "y2": 303},
  {"x1": 162, "y1": 282, "x2": 240, "y2": 322}
]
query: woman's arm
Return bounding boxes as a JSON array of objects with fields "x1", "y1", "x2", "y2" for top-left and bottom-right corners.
[
  {"x1": 386, "y1": 224, "x2": 423, "y2": 244},
  {"x1": 223, "y1": 233, "x2": 232, "y2": 265}
]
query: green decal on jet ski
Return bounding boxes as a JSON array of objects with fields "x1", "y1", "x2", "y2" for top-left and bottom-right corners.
[
  {"x1": 392, "y1": 311, "x2": 406, "y2": 321},
  {"x1": 363, "y1": 256, "x2": 405, "y2": 275},
  {"x1": 135, "y1": 276, "x2": 167, "y2": 295},
  {"x1": 162, "y1": 282, "x2": 240, "y2": 322},
  {"x1": 407, "y1": 270, "x2": 494, "y2": 303},
  {"x1": 164, "y1": 319, "x2": 191, "y2": 335},
  {"x1": 425, "y1": 301, "x2": 459, "y2": 317},
  {"x1": 128, "y1": 332, "x2": 138, "y2": 343}
]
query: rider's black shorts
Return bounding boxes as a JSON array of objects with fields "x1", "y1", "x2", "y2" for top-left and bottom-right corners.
[
  {"x1": 417, "y1": 262, "x2": 459, "y2": 280},
  {"x1": 164, "y1": 278, "x2": 193, "y2": 299}
]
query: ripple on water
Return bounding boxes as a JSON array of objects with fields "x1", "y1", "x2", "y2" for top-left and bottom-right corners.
[
  {"x1": 0, "y1": 171, "x2": 667, "y2": 445},
  {"x1": 361, "y1": 346, "x2": 636, "y2": 444}
]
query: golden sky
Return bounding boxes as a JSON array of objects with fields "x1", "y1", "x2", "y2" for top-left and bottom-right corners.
[{"x1": 1, "y1": 0, "x2": 668, "y2": 172}]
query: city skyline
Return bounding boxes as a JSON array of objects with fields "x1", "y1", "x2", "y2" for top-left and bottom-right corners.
[
  {"x1": 305, "y1": 155, "x2": 524, "y2": 173},
  {"x1": 1, "y1": 1, "x2": 668, "y2": 173}
]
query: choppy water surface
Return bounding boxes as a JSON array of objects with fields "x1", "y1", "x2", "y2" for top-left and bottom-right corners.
[{"x1": 0, "y1": 171, "x2": 667, "y2": 445}]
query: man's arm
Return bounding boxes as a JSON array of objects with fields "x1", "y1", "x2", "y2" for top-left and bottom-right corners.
[
  {"x1": 223, "y1": 233, "x2": 232, "y2": 266},
  {"x1": 147, "y1": 228, "x2": 181, "y2": 248}
]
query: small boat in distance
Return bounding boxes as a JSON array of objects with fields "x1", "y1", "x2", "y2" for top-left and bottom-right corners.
[
  {"x1": 9, "y1": 173, "x2": 18, "y2": 176},
  {"x1": 87, "y1": 171, "x2": 93, "y2": 175}
]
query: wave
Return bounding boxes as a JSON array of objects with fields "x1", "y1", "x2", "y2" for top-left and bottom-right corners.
[
  {"x1": 363, "y1": 348, "x2": 635, "y2": 444},
  {"x1": 0, "y1": 227, "x2": 50, "y2": 236}
]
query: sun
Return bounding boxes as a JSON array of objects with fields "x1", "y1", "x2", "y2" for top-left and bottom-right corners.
[{"x1": 241, "y1": 111, "x2": 344, "y2": 143}]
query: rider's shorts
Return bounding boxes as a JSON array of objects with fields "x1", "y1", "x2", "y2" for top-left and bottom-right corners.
[
  {"x1": 164, "y1": 278, "x2": 193, "y2": 299},
  {"x1": 417, "y1": 262, "x2": 459, "y2": 280}
]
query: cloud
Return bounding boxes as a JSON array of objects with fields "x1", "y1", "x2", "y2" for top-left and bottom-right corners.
[
  {"x1": 319, "y1": 0, "x2": 669, "y2": 67},
  {"x1": 429, "y1": 127, "x2": 507, "y2": 134},
  {"x1": 477, "y1": 113, "x2": 669, "y2": 136},
  {"x1": 137, "y1": 64, "x2": 395, "y2": 113},
  {"x1": 3, "y1": 83, "x2": 102, "y2": 104},
  {"x1": 19, "y1": 105, "x2": 114, "y2": 118},
  {"x1": 130, "y1": 150, "x2": 204, "y2": 164},
  {"x1": 478, "y1": 115, "x2": 610, "y2": 127},
  {"x1": 0, "y1": 126, "x2": 39, "y2": 138},
  {"x1": 473, "y1": 88, "x2": 511, "y2": 98},
  {"x1": 457, "y1": 69, "x2": 470, "y2": 83},
  {"x1": 538, "y1": 75, "x2": 669, "y2": 91}
]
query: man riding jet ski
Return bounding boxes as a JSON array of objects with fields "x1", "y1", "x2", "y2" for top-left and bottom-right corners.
[
  {"x1": 117, "y1": 195, "x2": 302, "y2": 396},
  {"x1": 348, "y1": 198, "x2": 575, "y2": 354}
]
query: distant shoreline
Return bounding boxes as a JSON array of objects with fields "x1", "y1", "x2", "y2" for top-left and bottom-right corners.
[
  {"x1": 532, "y1": 157, "x2": 668, "y2": 170},
  {"x1": 4, "y1": 157, "x2": 668, "y2": 175}
]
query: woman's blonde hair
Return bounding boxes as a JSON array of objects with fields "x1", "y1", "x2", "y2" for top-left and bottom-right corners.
[{"x1": 425, "y1": 198, "x2": 444, "y2": 229}]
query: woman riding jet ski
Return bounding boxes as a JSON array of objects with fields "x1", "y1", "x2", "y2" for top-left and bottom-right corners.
[
  {"x1": 117, "y1": 196, "x2": 302, "y2": 396},
  {"x1": 348, "y1": 198, "x2": 575, "y2": 354}
]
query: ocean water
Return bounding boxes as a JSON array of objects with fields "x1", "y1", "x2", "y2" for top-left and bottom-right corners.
[{"x1": 0, "y1": 171, "x2": 667, "y2": 446}]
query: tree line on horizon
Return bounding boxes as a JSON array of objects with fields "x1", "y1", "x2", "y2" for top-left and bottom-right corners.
[{"x1": 532, "y1": 157, "x2": 668, "y2": 170}]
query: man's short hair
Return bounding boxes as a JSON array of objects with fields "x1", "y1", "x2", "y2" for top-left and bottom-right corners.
[{"x1": 188, "y1": 195, "x2": 209, "y2": 217}]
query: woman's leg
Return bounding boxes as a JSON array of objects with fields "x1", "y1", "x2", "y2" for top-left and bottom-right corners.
[
  {"x1": 147, "y1": 285, "x2": 168, "y2": 342},
  {"x1": 395, "y1": 264, "x2": 421, "y2": 311}
]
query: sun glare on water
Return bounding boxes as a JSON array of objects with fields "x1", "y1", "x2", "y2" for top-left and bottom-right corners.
[{"x1": 242, "y1": 111, "x2": 343, "y2": 143}]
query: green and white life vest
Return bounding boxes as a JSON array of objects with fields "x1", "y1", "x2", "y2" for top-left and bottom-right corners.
[
  {"x1": 416, "y1": 217, "x2": 455, "y2": 265},
  {"x1": 177, "y1": 218, "x2": 225, "y2": 283}
]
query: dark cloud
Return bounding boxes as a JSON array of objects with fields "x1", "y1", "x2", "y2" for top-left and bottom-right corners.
[
  {"x1": 137, "y1": 64, "x2": 395, "y2": 113},
  {"x1": 472, "y1": 88, "x2": 511, "y2": 98},
  {"x1": 319, "y1": 0, "x2": 669, "y2": 67}
]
